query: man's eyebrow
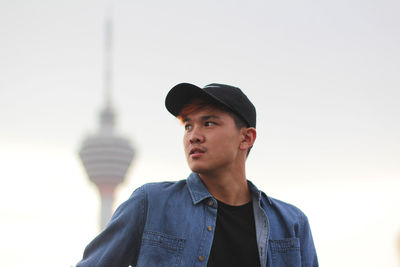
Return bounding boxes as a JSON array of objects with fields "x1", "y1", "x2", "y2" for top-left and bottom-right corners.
[
  {"x1": 183, "y1": 115, "x2": 220, "y2": 123},
  {"x1": 201, "y1": 115, "x2": 220, "y2": 120}
]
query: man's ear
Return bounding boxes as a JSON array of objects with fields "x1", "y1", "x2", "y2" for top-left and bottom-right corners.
[{"x1": 239, "y1": 127, "x2": 256, "y2": 151}]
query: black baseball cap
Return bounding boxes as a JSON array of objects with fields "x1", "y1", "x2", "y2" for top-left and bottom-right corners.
[{"x1": 165, "y1": 82, "x2": 256, "y2": 128}]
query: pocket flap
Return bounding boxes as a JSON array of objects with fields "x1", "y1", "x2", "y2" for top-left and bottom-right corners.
[
  {"x1": 142, "y1": 231, "x2": 185, "y2": 252},
  {"x1": 270, "y1": 238, "x2": 300, "y2": 253}
]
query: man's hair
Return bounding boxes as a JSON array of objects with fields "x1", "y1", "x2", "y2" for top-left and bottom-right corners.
[
  {"x1": 177, "y1": 97, "x2": 247, "y2": 129},
  {"x1": 177, "y1": 97, "x2": 253, "y2": 156}
]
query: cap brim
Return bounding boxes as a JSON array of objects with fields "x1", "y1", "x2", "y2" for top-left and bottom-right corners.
[{"x1": 165, "y1": 83, "x2": 210, "y2": 116}]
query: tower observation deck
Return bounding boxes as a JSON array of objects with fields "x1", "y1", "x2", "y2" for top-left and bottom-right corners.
[{"x1": 79, "y1": 105, "x2": 134, "y2": 230}]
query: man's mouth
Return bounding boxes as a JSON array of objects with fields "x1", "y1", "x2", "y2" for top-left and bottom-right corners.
[{"x1": 189, "y1": 147, "x2": 205, "y2": 157}]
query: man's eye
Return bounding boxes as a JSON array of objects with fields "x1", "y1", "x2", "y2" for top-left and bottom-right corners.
[
  {"x1": 205, "y1": 122, "x2": 215, "y2": 127},
  {"x1": 184, "y1": 124, "x2": 192, "y2": 130}
]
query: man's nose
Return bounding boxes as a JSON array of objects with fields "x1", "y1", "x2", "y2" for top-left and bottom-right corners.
[{"x1": 189, "y1": 127, "x2": 205, "y2": 144}]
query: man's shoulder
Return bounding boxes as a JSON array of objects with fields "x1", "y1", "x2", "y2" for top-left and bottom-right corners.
[
  {"x1": 128, "y1": 179, "x2": 189, "y2": 201},
  {"x1": 113, "y1": 179, "x2": 189, "y2": 215},
  {"x1": 256, "y1": 190, "x2": 308, "y2": 222},
  {"x1": 250, "y1": 182, "x2": 305, "y2": 218},
  {"x1": 267, "y1": 196, "x2": 305, "y2": 216},
  {"x1": 140, "y1": 179, "x2": 188, "y2": 193}
]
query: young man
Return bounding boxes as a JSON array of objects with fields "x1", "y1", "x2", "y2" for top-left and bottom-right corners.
[{"x1": 77, "y1": 83, "x2": 319, "y2": 267}]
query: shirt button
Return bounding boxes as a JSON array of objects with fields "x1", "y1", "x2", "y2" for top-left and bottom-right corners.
[
  {"x1": 208, "y1": 200, "x2": 213, "y2": 206},
  {"x1": 198, "y1": 256, "x2": 205, "y2": 262},
  {"x1": 207, "y1": 225, "x2": 212, "y2": 231}
]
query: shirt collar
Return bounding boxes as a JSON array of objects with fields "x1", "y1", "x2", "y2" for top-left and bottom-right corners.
[
  {"x1": 187, "y1": 173, "x2": 213, "y2": 205},
  {"x1": 187, "y1": 172, "x2": 273, "y2": 206},
  {"x1": 247, "y1": 179, "x2": 273, "y2": 205}
]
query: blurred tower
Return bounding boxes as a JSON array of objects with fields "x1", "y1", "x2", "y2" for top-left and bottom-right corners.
[
  {"x1": 398, "y1": 231, "x2": 400, "y2": 267},
  {"x1": 78, "y1": 10, "x2": 134, "y2": 230}
]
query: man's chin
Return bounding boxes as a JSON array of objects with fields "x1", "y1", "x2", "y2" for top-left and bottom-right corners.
[{"x1": 188, "y1": 163, "x2": 210, "y2": 174}]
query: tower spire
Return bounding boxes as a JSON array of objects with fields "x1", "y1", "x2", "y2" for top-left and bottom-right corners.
[
  {"x1": 100, "y1": 2, "x2": 115, "y2": 133},
  {"x1": 104, "y1": 1, "x2": 113, "y2": 109}
]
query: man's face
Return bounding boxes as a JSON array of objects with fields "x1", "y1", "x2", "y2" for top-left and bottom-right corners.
[{"x1": 182, "y1": 106, "x2": 244, "y2": 175}]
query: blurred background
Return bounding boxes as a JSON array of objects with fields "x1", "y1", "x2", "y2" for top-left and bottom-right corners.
[{"x1": 1, "y1": 0, "x2": 399, "y2": 266}]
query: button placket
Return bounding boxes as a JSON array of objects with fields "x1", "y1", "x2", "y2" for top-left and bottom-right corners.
[{"x1": 195, "y1": 198, "x2": 216, "y2": 266}]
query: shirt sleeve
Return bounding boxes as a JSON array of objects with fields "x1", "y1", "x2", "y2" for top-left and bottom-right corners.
[
  {"x1": 299, "y1": 212, "x2": 319, "y2": 267},
  {"x1": 76, "y1": 185, "x2": 147, "y2": 267}
]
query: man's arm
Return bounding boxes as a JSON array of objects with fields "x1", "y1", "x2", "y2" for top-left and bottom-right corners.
[
  {"x1": 77, "y1": 186, "x2": 147, "y2": 267},
  {"x1": 299, "y1": 212, "x2": 319, "y2": 267}
]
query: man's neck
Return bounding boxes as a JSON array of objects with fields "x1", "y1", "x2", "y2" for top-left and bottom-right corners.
[{"x1": 199, "y1": 169, "x2": 251, "y2": 206}]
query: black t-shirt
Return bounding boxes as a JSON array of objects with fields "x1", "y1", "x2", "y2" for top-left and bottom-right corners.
[{"x1": 207, "y1": 200, "x2": 261, "y2": 267}]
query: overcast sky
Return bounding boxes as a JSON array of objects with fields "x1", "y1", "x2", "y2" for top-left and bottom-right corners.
[{"x1": 1, "y1": 0, "x2": 399, "y2": 266}]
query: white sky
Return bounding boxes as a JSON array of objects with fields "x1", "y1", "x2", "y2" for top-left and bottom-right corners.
[{"x1": 1, "y1": 0, "x2": 400, "y2": 266}]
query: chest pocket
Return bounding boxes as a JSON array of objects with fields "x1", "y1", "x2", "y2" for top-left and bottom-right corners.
[
  {"x1": 269, "y1": 238, "x2": 301, "y2": 267},
  {"x1": 136, "y1": 231, "x2": 185, "y2": 267}
]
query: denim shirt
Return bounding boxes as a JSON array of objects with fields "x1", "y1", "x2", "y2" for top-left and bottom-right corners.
[{"x1": 77, "y1": 173, "x2": 318, "y2": 267}]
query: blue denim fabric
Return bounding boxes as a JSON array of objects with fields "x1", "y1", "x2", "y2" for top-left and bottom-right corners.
[{"x1": 77, "y1": 173, "x2": 318, "y2": 267}]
